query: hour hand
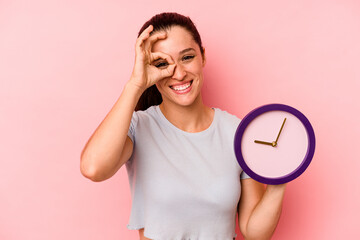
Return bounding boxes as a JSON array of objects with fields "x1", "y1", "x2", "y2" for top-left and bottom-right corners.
[{"x1": 254, "y1": 140, "x2": 276, "y2": 147}]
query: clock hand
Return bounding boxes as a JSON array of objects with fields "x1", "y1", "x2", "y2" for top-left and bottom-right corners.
[
  {"x1": 254, "y1": 140, "x2": 276, "y2": 147},
  {"x1": 255, "y1": 118, "x2": 286, "y2": 147},
  {"x1": 274, "y1": 118, "x2": 287, "y2": 145}
]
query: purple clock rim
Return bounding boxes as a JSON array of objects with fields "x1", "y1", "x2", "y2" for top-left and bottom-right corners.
[{"x1": 234, "y1": 103, "x2": 316, "y2": 185}]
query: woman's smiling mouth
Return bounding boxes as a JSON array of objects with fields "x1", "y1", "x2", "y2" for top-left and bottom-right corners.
[
  {"x1": 170, "y1": 80, "x2": 193, "y2": 90},
  {"x1": 169, "y1": 80, "x2": 193, "y2": 94}
]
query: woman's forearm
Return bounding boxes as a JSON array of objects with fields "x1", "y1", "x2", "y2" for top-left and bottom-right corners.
[
  {"x1": 80, "y1": 81, "x2": 144, "y2": 181},
  {"x1": 245, "y1": 184, "x2": 286, "y2": 240}
]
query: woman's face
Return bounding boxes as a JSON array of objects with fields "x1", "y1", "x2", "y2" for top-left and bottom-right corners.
[{"x1": 152, "y1": 25, "x2": 206, "y2": 108}]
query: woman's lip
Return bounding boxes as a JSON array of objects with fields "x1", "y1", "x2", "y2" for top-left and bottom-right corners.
[{"x1": 169, "y1": 80, "x2": 193, "y2": 88}]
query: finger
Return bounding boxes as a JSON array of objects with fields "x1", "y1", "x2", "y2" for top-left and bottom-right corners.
[
  {"x1": 135, "y1": 25, "x2": 153, "y2": 55},
  {"x1": 144, "y1": 31, "x2": 167, "y2": 53},
  {"x1": 150, "y1": 51, "x2": 175, "y2": 65},
  {"x1": 159, "y1": 63, "x2": 176, "y2": 78},
  {"x1": 138, "y1": 25, "x2": 153, "y2": 41}
]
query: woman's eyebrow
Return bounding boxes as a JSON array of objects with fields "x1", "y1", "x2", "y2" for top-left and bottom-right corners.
[{"x1": 179, "y1": 48, "x2": 196, "y2": 54}]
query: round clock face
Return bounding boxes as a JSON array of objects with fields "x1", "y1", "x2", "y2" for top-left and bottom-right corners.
[{"x1": 234, "y1": 104, "x2": 315, "y2": 185}]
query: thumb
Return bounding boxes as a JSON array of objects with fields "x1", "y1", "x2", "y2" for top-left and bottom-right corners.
[{"x1": 160, "y1": 63, "x2": 176, "y2": 78}]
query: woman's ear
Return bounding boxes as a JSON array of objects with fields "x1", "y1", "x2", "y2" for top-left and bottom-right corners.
[{"x1": 202, "y1": 47, "x2": 206, "y2": 67}]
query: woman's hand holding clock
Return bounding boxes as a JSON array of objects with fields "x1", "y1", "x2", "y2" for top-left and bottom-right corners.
[{"x1": 129, "y1": 25, "x2": 176, "y2": 92}]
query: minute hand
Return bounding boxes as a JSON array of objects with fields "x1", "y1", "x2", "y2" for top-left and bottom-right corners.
[{"x1": 274, "y1": 118, "x2": 287, "y2": 145}]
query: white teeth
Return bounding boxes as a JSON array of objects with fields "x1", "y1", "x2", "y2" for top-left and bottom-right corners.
[{"x1": 171, "y1": 82, "x2": 191, "y2": 91}]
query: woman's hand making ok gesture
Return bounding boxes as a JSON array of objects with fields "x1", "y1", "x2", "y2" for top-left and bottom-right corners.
[{"x1": 129, "y1": 25, "x2": 176, "y2": 91}]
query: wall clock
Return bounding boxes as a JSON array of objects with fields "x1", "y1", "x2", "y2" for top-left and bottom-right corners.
[{"x1": 234, "y1": 104, "x2": 316, "y2": 184}]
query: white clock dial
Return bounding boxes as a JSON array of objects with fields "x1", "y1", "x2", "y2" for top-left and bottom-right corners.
[{"x1": 240, "y1": 110, "x2": 308, "y2": 178}]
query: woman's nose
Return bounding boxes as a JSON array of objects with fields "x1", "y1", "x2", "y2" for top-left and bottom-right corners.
[{"x1": 171, "y1": 63, "x2": 186, "y2": 80}]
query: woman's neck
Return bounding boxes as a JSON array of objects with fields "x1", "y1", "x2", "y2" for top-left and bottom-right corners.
[{"x1": 159, "y1": 98, "x2": 214, "y2": 133}]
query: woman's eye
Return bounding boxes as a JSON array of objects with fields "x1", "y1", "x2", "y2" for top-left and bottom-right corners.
[
  {"x1": 182, "y1": 55, "x2": 195, "y2": 61},
  {"x1": 155, "y1": 62, "x2": 169, "y2": 68}
]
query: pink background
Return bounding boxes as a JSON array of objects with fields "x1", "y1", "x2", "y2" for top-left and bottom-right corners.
[{"x1": 1, "y1": 0, "x2": 359, "y2": 239}]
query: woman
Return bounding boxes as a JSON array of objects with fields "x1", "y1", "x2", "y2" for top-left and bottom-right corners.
[{"x1": 80, "y1": 12, "x2": 286, "y2": 240}]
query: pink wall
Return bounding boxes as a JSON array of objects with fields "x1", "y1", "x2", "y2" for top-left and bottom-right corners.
[{"x1": 1, "y1": 0, "x2": 359, "y2": 239}]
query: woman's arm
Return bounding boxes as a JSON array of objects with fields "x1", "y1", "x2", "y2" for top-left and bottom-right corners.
[
  {"x1": 80, "y1": 83, "x2": 143, "y2": 182},
  {"x1": 238, "y1": 178, "x2": 286, "y2": 240},
  {"x1": 80, "y1": 25, "x2": 175, "y2": 182}
]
